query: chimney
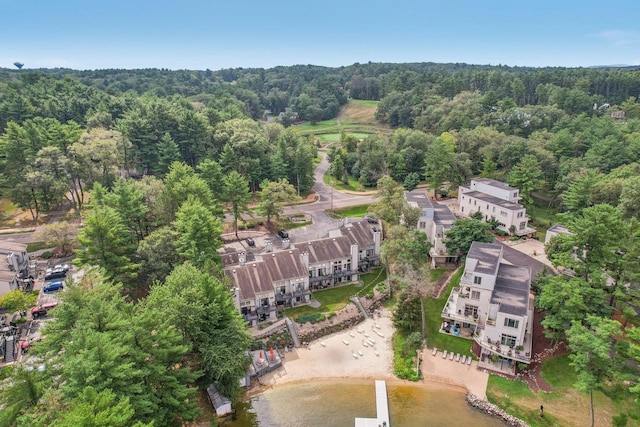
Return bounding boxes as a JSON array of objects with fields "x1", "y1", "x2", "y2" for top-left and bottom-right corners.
[
  {"x1": 282, "y1": 238, "x2": 290, "y2": 249},
  {"x1": 301, "y1": 251, "x2": 309, "y2": 269},
  {"x1": 351, "y1": 244, "x2": 359, "y2": 274},
  {"x1": 239, "y1": 251, "x2": 246, "y2": 266},
  {"x1": 265, "y1": 239, "x2": 273, "y2": 253}
]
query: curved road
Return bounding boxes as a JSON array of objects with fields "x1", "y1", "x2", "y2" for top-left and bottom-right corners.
[{"x1": 282, "y1": 151, "x2": 378, "y2": 241}]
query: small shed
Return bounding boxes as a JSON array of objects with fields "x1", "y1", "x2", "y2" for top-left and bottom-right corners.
[{"x1": 206, "y1": 383, "x2": 232, "y2": 417}]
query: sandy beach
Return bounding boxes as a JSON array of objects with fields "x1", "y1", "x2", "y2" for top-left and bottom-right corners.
[{"x1": 258, "y1": 309, "x2": 488, "y2": 399}]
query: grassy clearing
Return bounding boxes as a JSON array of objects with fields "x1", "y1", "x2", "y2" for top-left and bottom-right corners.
[
  {"x1": 339, "y1": 100, "x2": 380, "y2": 125},
  {"x1": 430, "y1": 268, "x2": 447, "y2": 282},
  {"x1": 330, "y1": 204, "x2": 371, "y2": 218},
  {"x1": 26, "y1": 241, "x2": 53, "y2": 252},
  {"x1": 323, "y1": 172, "x2": 376, "y2": 192},
  {"x1": 423, "y1": 268, "x2": 475, "y2": 356},
  {"x1": 317, "y1": 132, "x2": 372, "y2": 143},
  {"x1": 284, "y1": 267, "x2": 385, "y2": 321},
  {"x1": 487, "y1": 355, "x2": 640, "y2": 427},
  {"x1": 527, "y1": 198, "x2": 561, "y2": 240}
]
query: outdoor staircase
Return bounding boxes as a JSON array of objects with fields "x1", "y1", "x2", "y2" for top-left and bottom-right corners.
[
  {"x1": 285, "y1": 318, "x2": 301, "y2": 348},
  {"x1": 3, "y1": 335, "x2": 16, "y2": 363},
  {"x1": 350, "y1": 296, "x2": 370, "y2": 319}
]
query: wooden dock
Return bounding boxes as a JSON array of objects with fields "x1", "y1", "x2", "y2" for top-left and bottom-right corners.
[{"x1": 354, "y1": 380, "x2": 390, "y2": 427}]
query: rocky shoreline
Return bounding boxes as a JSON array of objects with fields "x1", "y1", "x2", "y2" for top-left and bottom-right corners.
[{"x1": 467, "y1": 394, "x2": 530, "y2": 427}]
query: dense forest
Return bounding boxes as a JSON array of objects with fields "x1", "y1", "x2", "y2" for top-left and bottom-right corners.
[{"x1": 1, "y1": 61, "x2": 640, "y2": 425}]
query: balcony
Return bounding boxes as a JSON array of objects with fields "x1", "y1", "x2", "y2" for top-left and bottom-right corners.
[
  {"x1": 256, "y1": 304, "x2": 276, "y2": 315},
  {"x1": 474, "y1": 329, "x2": 532, "y2": 364}
]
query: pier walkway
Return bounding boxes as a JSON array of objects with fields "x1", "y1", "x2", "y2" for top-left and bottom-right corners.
[{"x1": 355, "y1": 380, "x2": 390, "y2": 427}]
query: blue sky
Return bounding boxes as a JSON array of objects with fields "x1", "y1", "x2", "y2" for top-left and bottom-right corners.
[{"x1": 2, "y1": 0, "x2": 639, "y2": 70}]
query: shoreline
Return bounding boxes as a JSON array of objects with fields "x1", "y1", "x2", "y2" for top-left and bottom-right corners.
[{"x1": 252, "y1": 309, "x2": 488, "y2": 399}]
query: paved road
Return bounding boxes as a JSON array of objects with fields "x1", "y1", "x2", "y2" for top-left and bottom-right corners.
[{"x1": 284, "y1": 152, "x2": 378, "y2": 241}]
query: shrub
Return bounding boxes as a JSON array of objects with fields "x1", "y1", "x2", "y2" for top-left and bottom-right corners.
[{"x1": 39, "y1": 251, "x2": 55, "y2": 259}]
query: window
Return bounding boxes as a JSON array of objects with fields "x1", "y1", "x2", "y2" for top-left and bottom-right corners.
[
  {"x1": 517, "y1": 212, "x2": 524, "y2": 218},
  {"x1": 464, "y1": 305, "x2": 478, "y2": 318},
  {"x1": 492, "y1": 207, "x2": 495, "y2": 213},
  {"x1": 513, "y1": 192, "x2": 518, "y2": 198},
  {"x1": 473, "y1": 276, "x2": 482, "y2": 285},
  {"x1": 461, "y1": 207, "x2": 464, "y2": 212},
  {"x1": 504, "y1": 318, "x2": 519, "y2": 328},
  {"x1": 486, "y1": 204, "x2": 489, "y2": 209},
  {"x1": 500, "y1": 211, "x2": 507, "y2": 217},
  {"x1": 519, "y1": 222, "x2": 526, "y2": 230},
  {"x1": 471, "y1": 290, "x2": 480, "y2": 300},
  {"x1": 419, "y1": 221, "x2": 426, "y2": 229},
  {"x1": 474, "y1": 200, "x2": 477, "y2": 206},
  {"x1": 501, "y1": 334, "x2": 517, "y2": 347}
]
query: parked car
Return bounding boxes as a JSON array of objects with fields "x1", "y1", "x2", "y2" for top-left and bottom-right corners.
[
  {"x1": 246, "y1": 237, "x2": 255, "y2": 247},
  {"x1": 53, "y1": 263, "x2": 70, "y2": 273},
  {"x1": 277, "y1": 230, "x2": 289, "y2": 239},
  {"x1": 44, "y1": 268, "x2": 66, "y2": 281},
  {"x1": 43, "y1": 280, "x2": 64, "y2": 293},
  {"x1": 365, "y1": 215, "x2": 378, "y2": 224},
  {"x1": 31, "y1": 302, "x2": 58, "y2": 318}
]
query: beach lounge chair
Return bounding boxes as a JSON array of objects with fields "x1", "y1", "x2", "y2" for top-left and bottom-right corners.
[
  {"x1": 357, "y1": 350, "x2": 363, "y2": 356},
  {"x1": 343, "y1": 340, "x2": 349, "y2": 345},
  {"x1": 374, "y1": 350, "x2": 380, "y2": 356},
  {"x1": 349, "y1": 332, "x2": 355, "y2": 338},
  {"x1": 455, "y1": 353, "x2": 460, "y2": 362},
  {"x1": 467, "y1": 357, "x2": 472, "y2": 365},
  {"x1": 442, "y1": 350, "x2": 448, "y2": 359},
  {"x1": 352, "y1": 352, "x2": 358, "y2": 359},
  {"x1": 449, "y1": 352, "x2": 454, "y2": 360},
  {"x1": 461, "y1": 355, "x2": 466, "y2": 364},
  {"x1": 432, "y1": 347, "x2": 437, "y2": 356}
]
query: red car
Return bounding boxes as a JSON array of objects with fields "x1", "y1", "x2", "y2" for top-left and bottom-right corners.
[{"x1": 31, "y1": 302, "x2": 58, "y2": 318}]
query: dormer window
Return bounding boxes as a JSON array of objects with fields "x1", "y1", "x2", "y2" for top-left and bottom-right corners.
[{"x1": 473, "y1": 276, "x2": 482, "y2": 285}]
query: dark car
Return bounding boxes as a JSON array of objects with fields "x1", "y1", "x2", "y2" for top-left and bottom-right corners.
[
  {"x1": 43, "y1": 280, "x2": 64, "y2": 293},
  {"x1": 246, "y1": 237, "x2": 255, "y2": 247},
  {"x1": 365, "y1": 215, "x2": 378, "y2": 224},
  {"x1": 277, "y1": 230, "x2": 289, "y2": 239},
  {"x1": 44, "y1": 268, "x2": 67, "y2": 281}
]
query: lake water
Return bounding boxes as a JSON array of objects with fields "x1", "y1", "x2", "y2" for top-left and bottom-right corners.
[{"x1": 222, "y1": 379, "x2": 501, "y2": 427}]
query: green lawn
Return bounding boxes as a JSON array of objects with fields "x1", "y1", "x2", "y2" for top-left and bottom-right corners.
[
  {"x1": 323, "y1": 172, "x2": 376, "y2": 192},
  {"x1": 527, "y1": 198, "x2": 561, "y2": 240},
  {"x1": 26, "y1": 241, "x2": 53, "y2": 252},
  {"x1": 317, "y1": 132, "x2": 372, "y2": 143},
  {"x1": 487, "y1": 355, "x2": 640, "y2": 427},
  {"x1": 330, "y1": 204, "x2": 371, "y2": 218},
  {"x1": 423, "y1": 268, "x2": 475, "y2": 356},
  {"x1": 430, "y1": 268, "x2": 447, "y2": 282},
  {"x1": 284, "y1": 267, "x2": 386, "y2": 321}
]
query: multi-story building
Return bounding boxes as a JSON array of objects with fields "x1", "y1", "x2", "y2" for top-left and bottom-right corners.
[
  {"x1": 223, "y1": 219, "x2": 381, "y2": 326},
  {"x1": 226, "y1": 249, "x2": 310, "y2": 326},
  {"x1": 458, "y1": 178, "x2": 536, "y2": 236},
  {"x1": 0, "y1": 242, "x2": 29, "y2": 297},
  {"x1": 405, "y1": 189, "x2": 457, "y2": 267},
  {"x1": 441, "y1": 242, "x2": 533, "y2": 374}
]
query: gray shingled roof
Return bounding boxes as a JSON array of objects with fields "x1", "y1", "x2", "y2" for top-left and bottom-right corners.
[
  {"x1": 473, "y1": 178, "x2": 517, "y2": 192},
  {"x1": 262, "y1": 249, "x2": 307, "y2": 281},
  {"x1": 462, "y1": 190, "x2": 524, "y2": 211},
  {"x1": 405, "y1": 189, "x2": 434, "y2": 209},
  {"x1": 298, "y1": 236, "x2": 351, "y2": 264},
  {"x1": 225, "y1": 262, "x2": 274, "y2": 301},
  {"x1": 467, "y1": 242, "x2": 502, "y2": 275},
  {"x1": 433, "y1": 204, "x2": 456, "y2": 230},
  {"x1": 491, "y1": 263, "x2": 531, "y2": 316},
  {"x1": 341, "y1": 220, "x2": 375, "y2": 248}
]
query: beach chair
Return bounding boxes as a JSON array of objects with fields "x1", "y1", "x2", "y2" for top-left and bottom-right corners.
[
  {"x1": 442, "y1": 350, "x2": 448, "y2": 359},
  {"x1": 467, "y1": 357, "x2": 472, "y2": 365},
  {"x1": 449, "y1": 352, "x2": 454, "y2": 360},
  {"x1": 455, "y1": 353, "x2": 460, "y2": 362},
  {"x1": 461, "y1": 355, "x2": 466, "y2": 364},
  {"x1": 432, "y1": 347, "x2": 437, "y2": 356}
]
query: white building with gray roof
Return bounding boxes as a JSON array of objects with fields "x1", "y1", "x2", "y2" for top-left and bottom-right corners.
[
  {"x1": 405, "y1": 189, "x2": 457, "y2": 267},
  {"x1": 458, "y1": 178, "x2": 536, "y2": 236},
  {"x1": 442, "y1": 241, "x2": 533, "y2": 374}
]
